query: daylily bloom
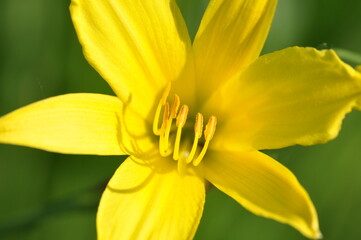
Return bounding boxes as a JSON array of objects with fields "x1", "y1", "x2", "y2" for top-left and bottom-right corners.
[{"x1": 1, "y1": 0, "x2": 361, "y2": 239}]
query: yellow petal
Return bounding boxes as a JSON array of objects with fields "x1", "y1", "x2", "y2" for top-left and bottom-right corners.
[
  {"x1": 70, "y1": 0, "x2": 192, "y2": 119},
  {"x1": 204, "y1": 47, "x2": 361, "y2": 152},
  {"x1": 356, "y1": 65, "x2": 361, "y2": 110},
  {"x1": 0, "y1": 93, "x2": 152, "y2": 155},
  {"x1": 203, "y1": 150, "x2": 321, "y2": 239},
  {"x1": 193, "y1": 0, "x2": 277, "y2": 100},
  {"x1": 97, "y1": 157, "x2": 205, "y2": 240}
]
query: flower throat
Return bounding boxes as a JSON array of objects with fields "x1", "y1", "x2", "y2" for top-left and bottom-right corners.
[{"x1": 153, "y1": 82, "x2": 217, "y2": 174}]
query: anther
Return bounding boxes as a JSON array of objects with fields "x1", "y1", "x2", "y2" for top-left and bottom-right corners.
[
  {"x1": 204, "y1": 116, "x2": 217, "y2": 141},
  {"x1": 162, "y1": 103, "x2": 170, "y2": 130},
  {"x1": 186, "y1": 113, "x2": 203, "y2": 163},
  {"x1": 176, "y1": 105, "x2": 189, "y2": 127},
  {"x1": 193, "y1": 116, "x2": 217, "y2": 166},
  {"x1": 170, "y1": 94, "x2": 180, "y2": 119},
  {"x1": 153, "y1": 82, "x2": 171, "y2": 135},
  {"x1": 194, "y1": 113, "x2": 203, "y2": 137},
  {"x1": 173, "y1": 105, "x2": 189, "y2": 160}
]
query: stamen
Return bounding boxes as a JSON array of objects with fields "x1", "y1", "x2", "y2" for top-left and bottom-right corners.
[
  {"x1": 159, "y1": 103, "x2": 170, "y2": 156},
  {"x1": 173, "y1": 105, "x2": 189, "y2": 160},
  {"x1": 153, "y1": 82, "x2": 171, "y2": 135},
  {"x1": 176, "y1": 105, "x2": 189, "y2": 127},
  {"x1": 162, "y1": 95, "x2": 180, "y2": 153},
  {"x1": 162, "y1": 103, "x2": 170, "y2": 132},
  {"x1": 204, "y1": 116, "x2": 217, "y2": 140},
  {"x1": 170, "y1": 94, "x2": 180, "y2": 119},
  {"x1": 153, "y1": 83, "x2": 217, "y2": 170},
  {"x1": 162, "y1": 118, "x2": 172, "y2": 153},
  {"x1": 186, "y1": 113, "x2": 203, "y2": 163},
  {"x1": 194, "y1": 113, "x2": 204, "y2": 137},
  {"x1": 193, "y1": 116, "x2": 217, "y2": 166}
]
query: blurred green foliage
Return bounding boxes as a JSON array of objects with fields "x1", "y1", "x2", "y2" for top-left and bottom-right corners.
[{"x1": 0, "y1": 0, "x2": 360, "y2": 239}]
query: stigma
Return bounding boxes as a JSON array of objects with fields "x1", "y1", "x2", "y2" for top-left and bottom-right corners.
[{"x1": 153, "y1": 82, "x2": 217, "y2": 174}]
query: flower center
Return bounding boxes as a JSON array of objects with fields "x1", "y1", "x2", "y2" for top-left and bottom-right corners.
[{"x1": 152, "y1": 82, "x2": 217, "y2": 174}]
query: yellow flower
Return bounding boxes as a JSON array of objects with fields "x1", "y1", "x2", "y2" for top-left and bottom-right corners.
[{"x1": 1, "y1": 0, "x2": 361, "y2": 239}]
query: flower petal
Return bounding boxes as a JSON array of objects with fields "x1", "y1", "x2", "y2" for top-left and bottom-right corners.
[
  {"x1": 70, "y1": 0, "x2": 192, "y2": 119},
  {"x1": 0, "y1": 93, "x2": 152, "y2": 155},
  {"x1": 356, "y1": 66, "x2": 361, "y2": 110},
  {"x1": 203, "y1": 150, "x2": 321, "y2": 239},
  {"x1": 204, "y1": 47, "x2": 361, "y2": 152},
  {"x1": 193, "y1": 0, "x2": 277, "y2": 99},
  {"x1": 97, "y1": 157, "x2": 205, "y2": 240}
]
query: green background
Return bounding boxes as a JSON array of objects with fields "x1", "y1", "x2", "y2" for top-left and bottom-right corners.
[{"x1": 1, "y1": 0, "x2": 361, "y2": 239}]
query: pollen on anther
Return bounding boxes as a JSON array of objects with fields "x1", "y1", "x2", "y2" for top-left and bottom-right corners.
[
  {"x1": 170, "y1": 94, "x2": 180, "y2": 119},
  {"x1": 176, "y1": 105, "x2": 189, "y2": 127},
  {"x1": 162, "y1": 103, "x2": 170, "y2": 126},
  {"x1": 204, "y1": 116, "x2": 217, "y2": 140},
  {"x1": 194, "y1": 113, "x2": 203, "y2": 138}
]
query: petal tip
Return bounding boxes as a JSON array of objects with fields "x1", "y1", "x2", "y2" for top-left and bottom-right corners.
[
  {"x1": 299, "y1": 223, "x2": 322, "y2": 239},
  {"x1": 309, "y1": 229, "x2": 323, "y2": 240},
  {"x1": 304, "y1": 220, "x2": 322, "y2": 239},
  {"x1": 316, "y1": 231, "x2": 323, "y2": 239}
]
